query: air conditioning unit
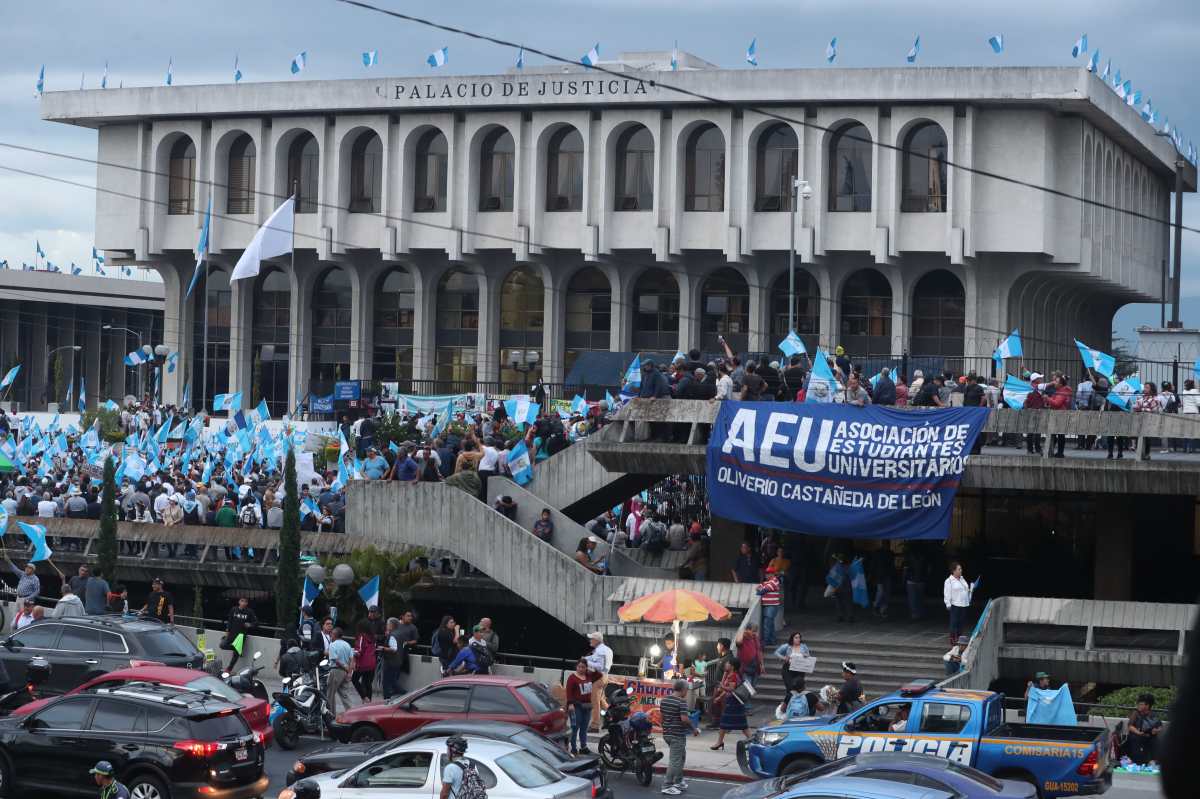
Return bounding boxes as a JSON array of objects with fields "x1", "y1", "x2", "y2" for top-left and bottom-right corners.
[{"x1": 619, "y1": 195, "x2": 640, "y2": 211}]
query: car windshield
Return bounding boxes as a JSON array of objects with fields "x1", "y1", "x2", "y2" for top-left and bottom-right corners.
[
  {"x1": 516, "y1": 683, "x2": 558, "y2": 714},
  {"x1": 139, "y1": 629, "x2": 200, "y2": 657},
  {"x1": 185, "y1": 676, "x2": 245, "y2": 704},
  {"x1": 495, "y1": 750, "x2": 563, "y2": 788},
  {"x1": 512, "y1": 729, "x2": 567, "y2": 763},
  {"x1": 188, "y1": 712, "x2": 249, "y2": 739}
]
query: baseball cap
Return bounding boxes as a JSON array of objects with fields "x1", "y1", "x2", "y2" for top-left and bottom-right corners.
[
  {"x1": 90, "y1": 761, "x2": 115, "y2": 777},
  {"x1": 1034, "y1": 671, "x2": 1050, "y2": 680}
]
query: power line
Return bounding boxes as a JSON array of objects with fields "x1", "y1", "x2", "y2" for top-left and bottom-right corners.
[{"x1": 333, "y1": 0, "x2": 1197, "y2": 235}]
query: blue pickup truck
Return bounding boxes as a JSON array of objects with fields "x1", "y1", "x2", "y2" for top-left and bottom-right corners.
[{"x1": 738, "y1": 682, "x2": 1114, "y2": 798}]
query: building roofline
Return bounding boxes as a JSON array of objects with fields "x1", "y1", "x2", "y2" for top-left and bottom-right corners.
[{"x1": 0, "y1": 271, "x2": 164, "y2": 311}]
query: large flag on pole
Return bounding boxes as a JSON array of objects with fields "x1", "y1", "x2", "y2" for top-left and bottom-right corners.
[
  {"x1": 1002, "y1": 375, "x2": 1033, "y2": 409},
  {"x1": 17, "y1": 521, "x2": 52, "y2": 562},
  {"x1": 358, "y1": 576, "x2": 381, "y2": 609},
  {"x1": 1074, "y1": 339, "x2": 1116, "y2": 378},
  {"x1": 186, "y1": 194, "x2": 213, "y2": 298},
  {"x1": 231, "y1": 197, "x2": 294, "y2": 282},
  {"x1": 992, "y1": 329, "x2": 1023, "y2": 372},
  {"x1": 0, "y1": 365, "x2": 19, "y2": 391}
]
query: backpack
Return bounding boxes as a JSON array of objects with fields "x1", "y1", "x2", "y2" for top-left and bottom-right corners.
[
  {"x1": 239, "y1": 504, "x2": 258, "y2": 527},
  {"x1": 470, "y1": 641, "x2": 494, "y2": 673},
  {"x1": 449, "y1": 759, "x2": 488, "y2": 799},
  {"x1": 642, "y1": 522, "x2": 667, "y2": 554}
]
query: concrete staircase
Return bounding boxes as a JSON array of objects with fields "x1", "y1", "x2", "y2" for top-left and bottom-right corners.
[
  {"x1": 751, "y1": 618, "x2": 951, "y2": 711},
  {"x1": 521, "y1": 434, "x2": 663, "y2": 523}
]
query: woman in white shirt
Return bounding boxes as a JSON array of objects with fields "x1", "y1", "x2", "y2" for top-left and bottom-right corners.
[{"x1": 943, "y1": 562, "x2": 974, "y2": 646}]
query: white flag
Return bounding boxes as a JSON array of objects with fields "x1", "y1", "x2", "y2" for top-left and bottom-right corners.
[{"x1": 231, "y1": 196, "x2": 295, "y2": 282}]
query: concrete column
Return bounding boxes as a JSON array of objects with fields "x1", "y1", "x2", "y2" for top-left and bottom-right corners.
[
  {"x1": 605, "y1": 263, "x2": 632, "y2": 353},
  {"x1": 747, "y1": 263, "x2": 770, "y2": 354},
  {"x1": 411, "y1": 263, "x2": 438, "y2": 382},
  {"x1": 227, "y1": 274, "x2": 255, "y2": 411},
  {"x1": 475, "y1": 269, "x2": 503, "y2": 384},
  {"x1": 288, "y1": 261, "x2": 316, "y2": 414},
  {"x1": 675, "y1": 269, "x2": 700, "y2": 356},
  {"x1": 1, "y1": 302, "x2": 19, "y2": 375},
  {"x1": 83, "y1": 310, "x2": 101, "y2": 412},
  {"x1": 155, "y1": 261, "x2": 189, "y2": 406},
  {"x1": 540, "y1": 263, "x2": 566, "y2": 386},
  {"x1": 57, "y1": 310, "x2": 77, "y2": 409},
  {"x1": 29, "y1": 306, "x2": 48, "y2": 411},
  {"x1": 1093, "y1": 497, "x2": 1133, "y2": 600},
  {"x1": 107, "y1": 311, "x2": 127, "y2": 401},
  {"x1": 349, "y1": 260, "x2": 377, "y2": 381},
  {"x1": 708, "y1": 515, "x2": 747, "y2": 585}
]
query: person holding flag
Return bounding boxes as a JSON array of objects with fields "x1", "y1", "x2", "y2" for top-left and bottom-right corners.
[{"x1": 222, "y1": 596, "x2": 258, "y2": 671}]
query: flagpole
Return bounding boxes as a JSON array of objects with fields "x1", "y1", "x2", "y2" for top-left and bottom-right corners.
[
  {"x1": 291, "y1": 181, "x2": 298, "y2": 421},
  {"x1": 201, "y1": 253, "x2": 210, "y2": 415}
]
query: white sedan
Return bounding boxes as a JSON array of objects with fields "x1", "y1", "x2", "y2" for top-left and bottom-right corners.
[{"x1": 289, "y1": 736, "x2": 592, "y2": 799}]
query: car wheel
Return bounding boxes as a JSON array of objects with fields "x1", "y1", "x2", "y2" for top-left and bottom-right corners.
[
  {"x1": 128, "y1": 773, "x2": 169, "y2": 799},
  {"x1": 780, "y1": 756, "x2": 821, "y2": 776},
  {"x1": 350, "y1": 724, "x2": 384, "y2": 743},
  {"x1": 0, "y1": 755, "x2": 12, "y2": 798}
]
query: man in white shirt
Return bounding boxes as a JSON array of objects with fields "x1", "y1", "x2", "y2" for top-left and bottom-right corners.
[
  {"x1": 586, "y1": 631, "x2": 614, "y2": 732},
  {"x1": 476, "y1": 438, "x2": 501, "y2": 501},
  {"x1": 714, "y1": 366, "x2": 734, "y2": 401},
  {"x1": 943, "y1": 562, "x2": 974, "y2": 646},
  {"x1": 36, "y1": 492, "x2": 57, "y2": 519}
]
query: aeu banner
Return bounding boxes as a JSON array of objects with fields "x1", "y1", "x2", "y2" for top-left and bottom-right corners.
[{"x1": 706, "y1": 402, "x2": 988, "y2": 540}]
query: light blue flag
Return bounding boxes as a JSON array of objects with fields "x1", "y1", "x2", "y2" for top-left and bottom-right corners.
[
  {"x1": 165, "y1": 57, "x2": 173, "y2": 86},
  {"x1": 300, "y1": 497, "x2": 320, "y2": 519},
  {"x1": 1026, "y1": 684, "x2": 1076, "y2": 726},
  {"x1": 104, "y1": 399, "x2": 119, "y2": 411},
  {"x1": 78, "y1": 376, "x2": 86, "y2": 413},
  {"x1": 987, "y1": 34, "x2": 1004, "y2": 54},
  {"x1": 92, "y1": 247, "x2": 104, "y2": 264},
  {"x1": 301, "y1": 576, "x2": 320, "y2": 611},
  {"x1": 427, "y1": 47, "x2": 448, "y2": 68},
  {"x1": 1087, "y1": 48, "x2": 1100, "y2": 73},
  {"x1": 233, "y1": 55, "x2": 242, "y2": 83},
  {"x1": 0, "y1": 505, "x2": 7, "y2": 536},
  {"x1": 362, "y1": 50, "x2": 379, "y2": 67},
  {"x1": 431, "y1": 399, "x2": 454, "y2": 439},
  {"x1": 508, "y1": 440, "x2": 533, "y2": 485},
  {"x1": 605, "y1": 390, "x2": 616, "y2": 411},
  {"x1": 1100, "y1": 59, "x2": 1111, "y2": 82},
  {"x1": 571, "y1": 394, "x2": 586, "y2": 414},
  {"x1": 516, "y1": 47, "x2": 525, "y2": 70},
  {"x1": 1074, "y1": 339, "x2": 1116, "y2": 378},
  {"x1": 1071, "y1": 33, "x2": 1088, "y2": 59},
  {"x1": 1002, "y1": 375, "x2": 1033, "y2": 409},
  {"x1": 358, "y1": 576, "x2": 381, "y2": 609},
  {"x1": 0, "y1": 364, "x2": 19, "y2": 390},
  {"x1": 64, "y1": 379, "x2": 73, "y2": 409},
  {"x1": 992, "y1": 329, "x2": 1023, "y2": 372},
  {"x1": 36, "y1": 240, "x2": 45, "y2": 258},
  {"x1": 101, "y1": 61, "x2": 108, "y2": 90},
  {"x1": 849, "y1": 557, "x2": 869, "y2": 607},
  {"x1": 778, "y1": 330, "x2": 806, "y2": 357},
  {"x1": 290, "y1": 51, "x2": 307, "y2": 74},
  {"x1": 17, "y1": 521, "x2": 53, "y2": 562},
  {"x1": 254, "y1": 398, "x2": 270, "y2": 424},
  {"x1": 201, "y1": 457, "x2": 215, "y2": 485},
  {"x1": 580, "y1": 43, "x2": 600, "y2": 67},
  {"x1": 1193, "y1": 358, "x2": 1200, "y2": 383},
  {"x1": 124, "y1": 349, "x2": 150, "y2": 367},
  {"x1": 670, "y1": 42, "x2": 678, "y2": 71},
  {"x1": 623, "y1": 355, "x2": 642, "y2": 386},
  {"x1": 71, "y1": 263, "x2": 82, "y2": 275},
  {"x1": 186, "y1": 194, "x2": 212, "y2": 298},
  {"x1": 906, "y1": 35, "x2": 921, "y2": 64},
  {"x1": 745, "y1": 38, "x2": 757, "y2": 66},
  {"x1": 213, "y1": 391, "x2": 243, "y2": 412},
  {"x1": 826, "y1": 37, "x2": 837, "y2": 63},
  {"x1": 805, "y1": 348, "x2": 837, "y2": 403},
  {"x1": 166, "y1": 352, "x2": 179, "y2": 374},
  {"x1": 35, "y1": 65, "x2": 44, "y2": 97},
  {"x1": 181, "y1": 381, "x2": 190, "y2": 411},
  {"x1": 1108, "y1": 375, "x2": 1142, "y2": 412}
]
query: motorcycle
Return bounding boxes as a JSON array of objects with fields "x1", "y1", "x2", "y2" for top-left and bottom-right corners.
[
  {"x1": 222, "y1": 651, "x2": 269, "y2": 701},
  {"x1": 597, "y1": 683, "x2": 661, "y2": 786},
  {"x1": 0, "y1": 657, "x2": 52, "y2": 716},
  {"x1": 271, "y1": 658, "x2": 336, "y2": 750}
]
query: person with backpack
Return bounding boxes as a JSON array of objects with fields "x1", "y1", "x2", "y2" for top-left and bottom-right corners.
[
  {"x1": 238, "y1": 495, "x2": 261, "y2": 528},
  {"x1": 441, "y1": 735, "x2": 487, "y2": 799},
  {"x1": 298, "y1": 605, "x2": 322, "y2": 653},
  {"x1": 641, "y1": 513, "x2": 668, "y2": 556}
]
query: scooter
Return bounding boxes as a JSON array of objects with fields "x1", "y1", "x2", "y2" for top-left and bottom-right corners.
[
  {"x1": 597, "y1": 683, "x2": 661, "y2": 786},
  {"x1": 270, "y1": 658, "x2": 336, "y2": 750},
  {"x1": 222, "y1": 651, "x2": 269, "y2": 701}
]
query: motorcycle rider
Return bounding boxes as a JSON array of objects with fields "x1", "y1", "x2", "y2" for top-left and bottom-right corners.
[{"x1": 90, "y1": 761, "x2": 130, "y2": 799}]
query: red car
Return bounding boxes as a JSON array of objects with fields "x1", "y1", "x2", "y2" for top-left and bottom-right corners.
[
  {"x1": 333, "y1": 675, "x2": 567, "y2": 744},
  {"x1": 11, "y1": 665, "x2": 274, "y2": 745}
]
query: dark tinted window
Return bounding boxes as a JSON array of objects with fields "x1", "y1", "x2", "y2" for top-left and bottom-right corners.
[
  {"x1": 58, "y1": 626, "x2": 103, "y2": 652},
  {"x1": 410, "y1": 686, "x2": 469, "y2": 713},
  {"x1": 189, "y1": 712, "x2": 249, "y2": 739},
  {"x1": 920, "y1": 702, "x2": 971, "y2": 734},
  {"x1": 138, "y1": 629, "x2": 199, "y2": 657},
  {"x1": 516, "y1": 684, "x2": 557, "y2": 714},
  {"x1": 470, "y1": 686, "x2": 525, "y2": 715},
  {"x1": 857, "y1": 769, "x2": 916, "y2": 785},
  {"x1": 33, "y1": 698, "x2": 92, "y2": 730},
  {"x1": 911, "y1": 773, "x2": 954, "y2": 792},
  {"x1": 101, "y1": 632, "x2": 127, "y2": 653},
  {"x1": 944, "y1": 761, "x2": 1004, "y2": 792},
  {"x1": 90, "y1": 699, "x2": 141, "y2": 732},
  {"x1": 11, "y1": 624, "x2": 60, "y2": 649},
  {"x1": 137, "y1": 707, "x2": 175, "y2": 734}
]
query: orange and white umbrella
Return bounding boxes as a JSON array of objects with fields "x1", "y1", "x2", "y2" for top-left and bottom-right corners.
[{"x1": 617, "y1": 588, "x2": 731, "y2": 624}]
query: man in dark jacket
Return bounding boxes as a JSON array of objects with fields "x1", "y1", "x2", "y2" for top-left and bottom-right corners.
[
  {"x1": 638, "y1": 360, "x2": 671, "y2": 398},
  {"x1": 781, "y1": 355, "x2": 807, "y2": 400},
  {"x1": 912, "y1": 375, "x2": 945, "y2": 407},
  {"x1": 223, "y1": 597, "x2": 259, "y2": 670},
  {"x1": 873, "y1": 368, "x2": 897, "y2": 406}
]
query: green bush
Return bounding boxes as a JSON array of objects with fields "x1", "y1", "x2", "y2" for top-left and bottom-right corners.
[
  {"x1": 81, "y1": 407, "x2": 127, "y2": 443},
  {"x1": 1094, "y1": 685, "x2": 1176, "y2": 717},
  {"x1": 317, "y1": 546, "x2": 428, "y2": 630}
]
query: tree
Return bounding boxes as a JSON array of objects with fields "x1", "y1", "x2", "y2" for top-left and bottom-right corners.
[
  {"x1": 276, "y1": 447, "x2": 302, "y2": 633},
  {"x1": 96, "y1": 456, "x2": 118, "y2": 581},
  {"x1": 52, "y1": 353, "x2": 65, "y2": 406}
]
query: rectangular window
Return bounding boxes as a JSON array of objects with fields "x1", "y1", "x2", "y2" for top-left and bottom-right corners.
[{"x1": 919, "y1": 702, "x2": 971, "y2": 734}]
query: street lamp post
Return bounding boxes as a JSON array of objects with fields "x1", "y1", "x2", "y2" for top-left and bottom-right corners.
[
  {"x1": 102, "y1": 323, "x2": 144, "y2": 398},
  {"x1": 787, "y1": 177, "x2": 814, "y2": 335},
  {"x1": 46, "y1": 345, "x2": 82, "y2": 411}
]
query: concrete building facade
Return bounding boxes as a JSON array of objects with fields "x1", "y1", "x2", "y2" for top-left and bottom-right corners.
[
  {"x1": 41, "y1": 55, "x2": 1195, "y2": 413},
  {"x1": 0, "y1": 272, "x2": 163, "y2": 411}
]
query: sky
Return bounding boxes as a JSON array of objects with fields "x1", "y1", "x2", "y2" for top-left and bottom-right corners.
[{"x1": 2, "y1": 0, "x2": 1199, "y2": 349}]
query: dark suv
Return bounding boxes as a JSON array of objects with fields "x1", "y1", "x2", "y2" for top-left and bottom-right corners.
[
  {"x1": 0, "y1": 682, "x2": 267, "y2": 798},
  {"x1": 0, "y1": 616, "x2": 204, "y2": 695}
]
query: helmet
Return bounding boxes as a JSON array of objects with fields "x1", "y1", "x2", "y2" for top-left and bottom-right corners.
[
  {"x1": 629, "y1": 711, "x2": 653, "y2": 734},
  {"x1": 290, "y1": 779, "x2": 321, "y2": 799},
  {"x1": 446, "y1": 735, "x2": 469, "y2": 756}
]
